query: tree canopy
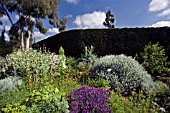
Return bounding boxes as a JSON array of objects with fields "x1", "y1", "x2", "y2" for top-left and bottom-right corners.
[
  {"x1": 0, "y1": 0, "x2": 67, "y2": 50},
  {"x1": 103, "y1": 10, "x2": 115, "y2": 28}
]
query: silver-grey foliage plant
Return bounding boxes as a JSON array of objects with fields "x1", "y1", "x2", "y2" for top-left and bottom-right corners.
[
  {"x1": 0, "y1": 76, "x2": 22, "y2": 93},
  {"x1": 89, "y1": 54, "x2": 157, "y2": 95}
]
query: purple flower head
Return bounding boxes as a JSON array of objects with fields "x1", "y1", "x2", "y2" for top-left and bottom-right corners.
[
  {"x1": 67, "y1": 86, "x2": 112, "y2": 113},
  {"x1": 70, "y1": 101, "x2": 79, "y2": 110}
]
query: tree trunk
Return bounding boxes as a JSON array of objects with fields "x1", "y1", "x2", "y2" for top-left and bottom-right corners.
[
  {"x1": 20, "y1": 29, "x2": 24, "y2": 51},
  {"x1": 25, "y1": 30, "x2": 31, "y2": 49}
]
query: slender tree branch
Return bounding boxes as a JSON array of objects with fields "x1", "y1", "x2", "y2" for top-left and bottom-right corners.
[{"x1": 1, "y1": 4, "x2": 13, "y2": 25}]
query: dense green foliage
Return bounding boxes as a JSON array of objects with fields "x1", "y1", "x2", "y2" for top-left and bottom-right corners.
[
  {"x1": 0, "y1": 41, "x2": 20, "y2": 57},
  {"x1": 109, "y1": 90, "x2": 160, "y2": 113},
  {"x1": 1, "y1": 103, "x2": 27, "y2": 113},
  {"x1": 24, "y1": 85, "x2": 69, "y2": 113},
  {"x1": 89, "y1": 54, "x2": 157, "y2": 95},
  {"x1": 103, "y1": 10, "x2": 115, "y2": 28},
  {"x1": 0, "y1": 0, "x2": 67, "y2": 51},
  {"x1": 0, "y1": 49, "x2": 60, "y2": 78},
  {"x1": 37, "y1": 27, "x2": 170, "y2": 59},
  {"x1": 0, "y1": 47, "x2": 169, "y2": 112},
  {"x1": 141, "y1": 42, "x2": 169, "y2": 74},
  {"x1": 80, "y1": 46, "x2": 97, "y2": 64},
  {"x1": 0, "y1": 88, "x2": 29, "y2": 108}
]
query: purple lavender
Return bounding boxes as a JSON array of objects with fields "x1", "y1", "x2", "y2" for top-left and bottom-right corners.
[{"x1": 67, "y1": 86, "x2": 112, "y2": 113}]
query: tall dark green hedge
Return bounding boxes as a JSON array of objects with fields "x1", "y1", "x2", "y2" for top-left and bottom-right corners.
[{"x1": 36, "y1": 27, "x2": 170, "y2": 58}]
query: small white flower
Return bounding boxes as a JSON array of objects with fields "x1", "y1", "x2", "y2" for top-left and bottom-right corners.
[
  {"x1": 160, "y1": 107, "x2": 166, "y2": 112},
  {"x1": 55, "y1": 87, "x2": 59, "y2": 93},
  {"x1": 107, "y1": 68, "x2": 112, "y2": 72},
  {"x1": 152, "y1": 102, "x2": 157, "y2": 106}
]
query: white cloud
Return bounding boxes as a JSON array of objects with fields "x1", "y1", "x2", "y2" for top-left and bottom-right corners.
[
  {"x1": 33, "y1": 31, "x2": 46, "y2": 42},
  {"x1": 65, "y1": 0, "x2": 79, "y2": 4},
  {"x1": 73, "y1": 11, "x2": 106, "y2": 29},
  {"x1": 157, "y1": 8, "x2": 170, "y2": 18},
  {"x1": 0, "y1": 25, "x2": 10, "y2": 41},
  {"x1": 33, "y1": 28, "x2": 59, "y2": 42},
  {"x1": 150, "y1": 21, "x2": 170, "y2": 27},
  {"x1": 47, "y1": 28, "x2": 59, "y2": 34},
  {"x1": 0, "y1": 25, "x2": 10, "y2": 31},
  {"x1": 15, "y1": 15, "x2": 19, "y2": 20},
  {"x1": 67, "y1": 14, "x2": 72, "y2": 18},
  {"x1": 149, "y1": 0, "x2": 170, "y2": 12},
  {"x1": 1, "y1": 15, "x2": 8, "y2": 21}
]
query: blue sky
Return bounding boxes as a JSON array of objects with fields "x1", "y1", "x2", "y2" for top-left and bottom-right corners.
[{"x1": 1, "y1": 0, "x2": 170, "y2": 42}]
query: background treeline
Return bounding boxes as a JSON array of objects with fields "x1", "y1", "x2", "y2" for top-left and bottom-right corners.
[{"x1": 36, "y1": 27, "x2": 170, "y2": 58}]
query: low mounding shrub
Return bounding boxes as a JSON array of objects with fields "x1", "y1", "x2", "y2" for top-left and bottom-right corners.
[
  {"x1": 89, "y1": 54, "x2": 156, "y2": 95},
  {"x1": 0, "y1": 76, "x2": 22, "y2": 93},
  {"x1": 141, "y1": 42, "x2": 169, "y2": 74},
  {"x1": 109, "y1": 90, "x2": 161, "y2": 113},
  {"x1": 1, "y1": 103, "x2": 26, "y2": 113},
  {"x1": 1, "y1": 49, "x2": 60, "y2": 78},
  {"x1": 67, "y1": 86, "x2": 112, "y2": 113},
  {"x1": 25, "y1": 85, "x2": 69, "y2": 113},
  {"x1": 1, "y1": 85, "x2": 69, "y2": 113}
]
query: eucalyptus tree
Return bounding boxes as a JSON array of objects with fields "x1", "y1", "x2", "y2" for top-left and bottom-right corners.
[
  {"x1": 103, "y1": 10, "x2": 115, "y2": 28},
  {"x1": 0, "y1": 0, "x2": 67, "y2": 51}
]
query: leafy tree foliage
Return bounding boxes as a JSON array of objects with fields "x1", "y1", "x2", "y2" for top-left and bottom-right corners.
[
  {"x1": 103, "y1": 10, "x2": 115, "y2": 28},
  {"x1": 141, "y1": 42, "x2": 169, "y2": 74},
  {"x1": 0, "y1": 0, "x2": 67, "y2": 50}
]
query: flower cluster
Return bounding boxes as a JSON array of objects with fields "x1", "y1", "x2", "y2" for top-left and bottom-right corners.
[{"x1": 67, "y1": 86, "x2": 112, "y2": 113}]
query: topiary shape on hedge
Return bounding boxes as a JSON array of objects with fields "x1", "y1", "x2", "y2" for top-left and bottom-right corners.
[
  {"x1": 89, "y1": 54, "x2": 156, "y2": 95},
  {"x1": 67, "y1": 86, "x2": 112, "y2": 113}
]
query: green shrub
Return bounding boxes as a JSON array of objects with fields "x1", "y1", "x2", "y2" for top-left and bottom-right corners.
[
  {"x1": 59, "y1": 46, "x2": 66, "y2": 68},
  {"x1": 141, "y1": 42, "x2": 169, "y2": 74},
  {"x1": 0, "y1": 41, "x2": 20, "y2": 57},
  {"x1": 86, "y1": 77, "x2": 110, "y2": 90},
  {"x1": 89, "y1": 54, "x2": 156, "y2": 95},
  {"x1": 0, "y1": 87, "x2": 29, "y2": 109},
  {"x1": 0, "y1": 58, "x2": 7, "y2": 79},
  {"x1": 1, "y1": 103, "x2": 27, "y2": 113},
  {"x1": 2, "y1": 49, "x2": 60, "y2": 78},
  {"x1": 78, "y1": 46, "x2": 98, "y2": 71},
  {"x1": 25, "y1": 85, "x2": 69, "y2": 113},
  {"x1": 81, "y1": 45, "x2": 97, "y2": 64},
  {"x1": 109, "y1": 90, "x2": 160, "y2": 113},
  {"x1": 55, "y1": 78, "x2": 81, "y2": 96},
  {"x1": 65, "y1": 56, "x2": 78, "y2": 70},
  {"x1": 0, "y1": 56, "x2": 6, "y2": 66},
  {"x1": 153, "y1": 81, "x2": 169, "y2": 93}
]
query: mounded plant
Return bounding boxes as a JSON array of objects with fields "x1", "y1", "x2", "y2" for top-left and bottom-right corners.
[
  {"x1": 89, "y1": 54, "x2": 156, "y2": 95},
  {"x1": 1, "y1": 49, "x2": 60, "y2": 79},
  {"x1": 141, "y1": 42, "x2": 169, "y2": 74},
  {"x1": 67, "y1": 86, "x2": 112, "y2": 113},
  {"x1": 1, "y1": 103, "x2": 27, "y2": 113},
  {"x1": 25, "y1": 84, "x2": 69, "y2": 113},
  {"x1": 0, "y1": 76, "x2": 22, "y2": 93},
  {"x1": 109, "y1": 90, "x2": 161, "y2": 113},
  {"x1": 1, "y1": 84, "x2": 69, "y2": 113}
]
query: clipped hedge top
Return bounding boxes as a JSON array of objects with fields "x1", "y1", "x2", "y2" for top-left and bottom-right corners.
[{"x1": 37, "y1": 27, "x2": 170, "y2": 58}]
